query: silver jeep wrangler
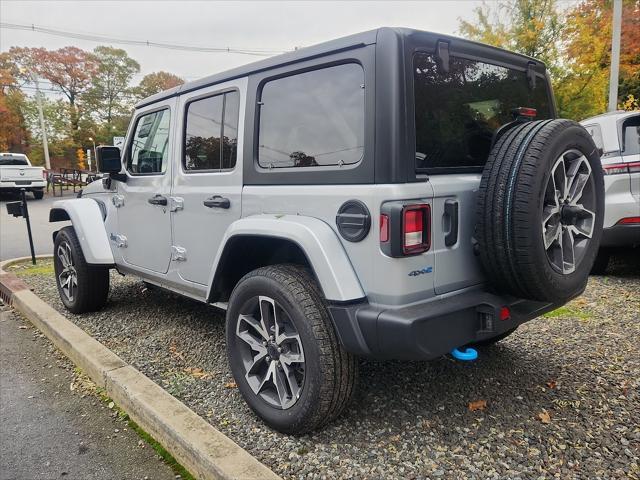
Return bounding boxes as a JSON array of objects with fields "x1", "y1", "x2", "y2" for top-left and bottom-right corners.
[{"x1": 50, "y1": 28, "x2": 604, "y2": 434}]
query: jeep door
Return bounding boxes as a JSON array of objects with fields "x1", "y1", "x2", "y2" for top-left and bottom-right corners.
[
  {"x1": 116, "y1": 102, "x2": 175, "y2": 274},
  {"x1": 170, "y1": 81, "x2": 244, "y2": 286}
]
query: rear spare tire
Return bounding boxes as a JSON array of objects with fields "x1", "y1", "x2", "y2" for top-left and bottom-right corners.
[{"x1": 476, "y1": 119, "x2": 604, "y2": 303}]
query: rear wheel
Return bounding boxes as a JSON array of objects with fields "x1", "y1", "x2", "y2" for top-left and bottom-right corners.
[
  {"x1": 226, "y1": 264, "x2": 357, "y2": 434},
  {"x1": 53, "y1": 226, "x2": 110, "y2": 313},
  {"x1": 32, "y1": 189, "x2": 44, "y2": 200}
]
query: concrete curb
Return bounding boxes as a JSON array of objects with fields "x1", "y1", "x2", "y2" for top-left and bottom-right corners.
[{"x1": 0, "y1": 257, "x2": 281, "y2": 480}]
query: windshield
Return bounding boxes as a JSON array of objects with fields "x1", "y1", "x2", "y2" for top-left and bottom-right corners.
[
  {"x1": 414, "y1": 52, "x2": 552, "y2": 171},
  {"x1": 0, "y1": 156, "x2": 29, "y2": 166}
]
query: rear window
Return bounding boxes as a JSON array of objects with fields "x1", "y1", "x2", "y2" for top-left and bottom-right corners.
[
  {"x1": 258, "y1": 63, "x2": 365, "y2": 169},
  {"x1": 0, "y1": 156, "x2": 28, "y2": 166},
  {"x1": 414, "y1": 53, "x2": 552, "y2": 171}
]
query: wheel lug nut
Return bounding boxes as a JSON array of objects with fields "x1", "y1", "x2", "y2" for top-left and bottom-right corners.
[
  {"x1": 277, "y1": 347, "x2": 283, "y2": 353},
  {"x1": 266, "y1": 356, "x2": 271, "y2": 362}
]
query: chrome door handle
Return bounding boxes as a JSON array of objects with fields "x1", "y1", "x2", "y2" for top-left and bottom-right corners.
[{"x1": 203, "y1": 195, "x2": 230, "y2": 209}]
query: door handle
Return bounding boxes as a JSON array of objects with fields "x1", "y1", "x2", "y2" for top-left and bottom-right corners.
[
  {"x1": 444, "y1": 199, "x2": 458, "y2": 247},
  {"x1": 148, "y1": 194, "x2": 168, "y2": 206},
  {"x1": 203, "y1": 195, "x2": 230, "y2": 209}
]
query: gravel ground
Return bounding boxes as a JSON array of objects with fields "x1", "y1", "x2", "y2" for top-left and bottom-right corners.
[{"x1": 12, "y1": 251, "x2": 640, "y2": 480}]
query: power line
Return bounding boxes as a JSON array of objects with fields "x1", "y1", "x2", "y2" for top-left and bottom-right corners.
[{"x1": 1, "y1": 21, "x2": 289, "y2": 57}]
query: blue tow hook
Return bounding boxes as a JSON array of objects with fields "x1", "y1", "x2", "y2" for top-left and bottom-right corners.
[{"x1": 450, "y1": 347, "x2": 478, "y2": 361}]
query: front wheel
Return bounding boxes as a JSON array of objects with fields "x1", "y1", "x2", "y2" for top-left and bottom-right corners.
[
  {"x1": 226, "y1": 264, "x2": 357, "y2": 434},
  {"x1": 54, "y1": 226, "x2": 110, "y2": 313}
]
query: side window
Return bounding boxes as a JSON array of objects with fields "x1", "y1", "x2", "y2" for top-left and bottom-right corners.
[
  {"x1": 621, "y1": 115, "x2": 640, "y2": 156},
  {"x1": 184, "y1": 91, "x2": 239, "y2": 171},
  {"x1": 258, "y1": 63, "x2": 365, "y2": 169},
  {"x1": 127, "y1": 109, "x2": 171, "y2": 175},
  {"x1": 584, "y1": 124, "x2": 604, "y2": 151}
]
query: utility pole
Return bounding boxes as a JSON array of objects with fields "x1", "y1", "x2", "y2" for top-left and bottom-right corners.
[
  {"x1": 33, "y1": 77, "x2": 51, "y2": 170},
  {"x1": 608, "y1": 0, "x2": 623, "y2": 112}
]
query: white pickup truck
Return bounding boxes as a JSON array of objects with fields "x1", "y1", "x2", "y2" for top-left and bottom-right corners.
[{"x1": 0, "y1": 153, "x2": 46, "y2": 199}]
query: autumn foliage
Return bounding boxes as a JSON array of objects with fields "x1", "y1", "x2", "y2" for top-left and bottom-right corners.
[{"x1": 459, "y1": 0, "x2": 640, "y2": 120}]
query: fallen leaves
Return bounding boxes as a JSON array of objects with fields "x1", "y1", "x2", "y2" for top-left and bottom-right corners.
[
  {"x1": 169, "y1": 342, "x2": 185, "y2": 361},
  {"x1": 538, "y1": 410, "x2": 551, "y2": 424},
  {"x1": 183, "y1": 367, "x2": 210, "y2": 380},
  {"x1": 468, "y1": 400, "x2": 487, "y2": 412},
  {"x1": 224, "y1": 381, "x2": 237, "y2": 389},
  {"x1": 546, "y1": 380, "x2": 557, "y2": 389}
]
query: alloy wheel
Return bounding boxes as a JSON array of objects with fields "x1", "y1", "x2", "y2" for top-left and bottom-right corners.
[
  {"x1": 57, "y1": 242, "x2": 77, "y2": 302},
  {"x1": 542, "y1": 149, "x2": 596, "y2": 274},
  {"x1": 235, "y1": 295, "x2": 305, "y2": 409}
]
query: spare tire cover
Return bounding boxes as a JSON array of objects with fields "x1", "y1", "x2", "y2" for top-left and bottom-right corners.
[{"x1": 476, "y1": 119, "x2": 604, "y2": 303}]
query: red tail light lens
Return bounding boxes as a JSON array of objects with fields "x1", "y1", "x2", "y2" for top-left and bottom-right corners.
[
  {"x1": 402, "y1": 205, "x2": 430, "y2": 254},
  {"x1": 603, "y1": 163, "x2": 630, "y2": 175},
  {"x1": 628, "y1": 161, "x2": 640, "y2": 174},
  {"x1": 499, "y1": 306, "x2": 511, "y2": 321},
  {"x1": 380, "y1": 214, "x2": 389, "y2": 243},
  {"x1": 616, "y1": 216, "x2": 640, "y2": 225}
]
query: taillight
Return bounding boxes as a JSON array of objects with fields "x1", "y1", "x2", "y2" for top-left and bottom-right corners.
[
  {"x1": 402, "y1": 205, "x2": 430, "y2": 255},
  {"x1": 499, "y1": 306, "x2": 511, "y2": 321},
  {"x1": 603, "y1": 163, "x2": 629, "y2": 175},
  {"x1": 616, "y1": 216, "x2": 640, "y2": 225},
  {"x1": 628, "y1": 161, "x2": 640, "y2": 174},
  {"x1": 42, "y1": 169, "x2": 47, "y2": 179},
  {"x1": 380, "y1": 214, "x2": 389, "y2": 243}
]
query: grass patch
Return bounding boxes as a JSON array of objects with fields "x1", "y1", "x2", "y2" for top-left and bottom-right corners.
[
  {"x1": 7, "y1": 259, "x2": 54, "y2": 276},
  {"x1": 543, "y1": 305, "x2": 591, "y2": 320}
]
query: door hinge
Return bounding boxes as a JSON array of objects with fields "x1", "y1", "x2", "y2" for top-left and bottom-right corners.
[
  {"x1": 171, "y1": 245, "x2": 187, "y2": 261},
  {"x1": 109, "y1": 233, "x2": 128, "y2": 248},
  {"x1": 112, "y1": 194, "x2": 125, "y2": 208},
  {"x1": 169, "y1": 196, "x2": 184, "y2": 212}
]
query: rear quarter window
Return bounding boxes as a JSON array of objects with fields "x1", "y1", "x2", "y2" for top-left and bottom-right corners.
[
  {"x1": 621, "y1": 115, "x2": 640, "y2": 156},
  {"x1": 414, "y1": 53, "x2": 552, "y2": 172},
  {"x1": 583, "y1": 124, "x2": 604, "y2": 151},
  {"x1": 257, "y1": 63, "x2": 365, "y2": 169}
]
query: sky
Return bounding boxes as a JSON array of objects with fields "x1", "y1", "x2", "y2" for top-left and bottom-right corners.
[{"x1": 1, "y1": 0, "x2": 484, "y2": 86}]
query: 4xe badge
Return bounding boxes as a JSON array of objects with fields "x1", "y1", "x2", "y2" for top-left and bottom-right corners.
[{"x1": 408, "y1": 266, "x2": 433, "y2": 277}]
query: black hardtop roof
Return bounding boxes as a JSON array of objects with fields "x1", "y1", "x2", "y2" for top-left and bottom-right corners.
[{"x1": 136, "y1": 27, "x2": 544, "y2": 109}]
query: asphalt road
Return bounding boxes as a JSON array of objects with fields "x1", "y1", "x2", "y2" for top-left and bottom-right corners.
[
  {"x1": 0, "y1": 307, "x2": 175, "y2": 480},
  {"x1": 0, "y1": 191, "x2": 71, "y2": 261}
]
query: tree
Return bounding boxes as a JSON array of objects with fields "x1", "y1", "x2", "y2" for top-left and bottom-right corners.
[
  {"x1": 84, "y1": 46, "x2": 140, "y2": 125},
  {"x1": 555, "y1": 0, "x2": 640, "y2": 117},
  {"x1": 458, "y1": 0, "x2": 640, "y2": 119},
  {"x1": 459, "y1": 0, "x2": 563, "y2": 71},
  {"x1": 135, "y1": 71, "x2": 184, "y2": 100},
  {"x1": 0, "y1": 52, "x2": 30, "y2": 152},
  {"x1": 9, "y1": 46, "x2": 97, "y2": 135}
]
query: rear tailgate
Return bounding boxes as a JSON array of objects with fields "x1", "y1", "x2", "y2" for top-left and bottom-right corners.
[{"x1": 0, "y1": 166, "x2": 45, "y2": 182}]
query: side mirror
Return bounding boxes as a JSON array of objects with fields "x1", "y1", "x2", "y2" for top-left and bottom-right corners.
[{"x1": 96, "y1": 146, "x2": 122, "y2": 174}]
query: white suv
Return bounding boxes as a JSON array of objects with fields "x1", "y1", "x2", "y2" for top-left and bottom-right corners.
[{"x1": 581, "y1": 111, "x2": 640, "y2": 273}]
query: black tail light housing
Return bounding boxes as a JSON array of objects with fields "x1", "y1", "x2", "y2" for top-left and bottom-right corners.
[{"x1": 380, "y1": 202, "x2": 431, "y2": 257}]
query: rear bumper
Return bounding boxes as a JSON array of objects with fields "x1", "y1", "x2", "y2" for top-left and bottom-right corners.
[
  {"x1": 600, "y1": 224, "x2": 640, "y2": 247},
  {"x1": 329, "y1": 290, "x2": 563, "y2": 360},
  {"x1": 0, "y1": 180, "x2": 46, "y2": 190}
]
